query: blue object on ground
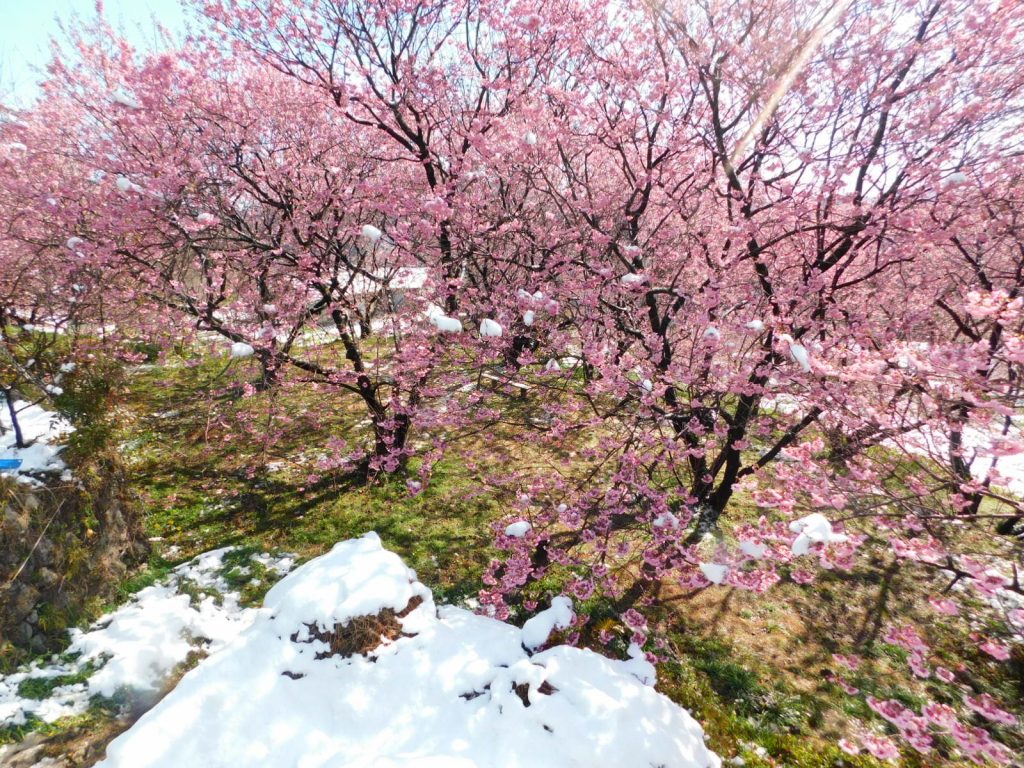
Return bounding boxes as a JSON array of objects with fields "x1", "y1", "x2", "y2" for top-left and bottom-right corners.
[{"x1": 0, "y1": 458, "x2": 23, "y2": 470}]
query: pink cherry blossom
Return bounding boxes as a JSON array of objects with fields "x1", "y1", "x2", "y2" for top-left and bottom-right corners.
[
  {"x1": 964, "y1": 694, "x2": 1017, "y2": 726},
  {"x1": 928, "y1": 596, "x2": 960, "y2": 616},
  {"x1": 861, "y1": 734, "x2": 900, "y2": 762},
  {"x1": 978, "y1": 639, "x2": 1012, "y2": 661}
]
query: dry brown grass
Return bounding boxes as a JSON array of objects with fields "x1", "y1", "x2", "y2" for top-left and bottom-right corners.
[{"x1": 291, "y1": 595, "x2": 425, "y2": 660}]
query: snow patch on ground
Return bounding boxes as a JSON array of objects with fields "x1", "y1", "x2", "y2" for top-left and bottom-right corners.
[
  {"x1": 0, "y1": 400, "x2": 73, "y2": 481},
  {"x1": 0, "y1": 548, "x2": 293, "y2": 729},
  {"x1": 896, "y1": 420, "x2": 1024, "y2": 497},
  {"x1": 96, "y1": 533, "x2": 721, "y2": 768}
]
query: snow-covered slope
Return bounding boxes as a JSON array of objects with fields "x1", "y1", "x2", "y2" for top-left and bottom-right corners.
[
  {"x1": 0, "y1": 400, "x2": 72, "y2": 480},
  {"x1": 897, "y1": 421, "x2": 1024, "y2": 497},
  {"x1": 0, "y1": 549, "x2": 294, "y2": 727},
  {"x1": 97, "y1": 533, "x2": 721, "y2": 768}
]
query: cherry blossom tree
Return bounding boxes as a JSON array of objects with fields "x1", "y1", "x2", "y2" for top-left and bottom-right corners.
[
  {"x1": 12, "y1": 0, "x2": 1024, "y2": 759},
  {"x1": 0, "y1": 107, "x2": 112, "y2": 447},
  {"x1": 35, "y1": 19, "x2": 474, "y2": 471},
  {"x1": 143, "y1": 2, "x2": 1024, "y2": 757}
]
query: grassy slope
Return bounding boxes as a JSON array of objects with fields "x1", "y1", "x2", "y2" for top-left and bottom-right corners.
[{"x1": 12, "y1": 352, "x2": 1021, "y2": 767}]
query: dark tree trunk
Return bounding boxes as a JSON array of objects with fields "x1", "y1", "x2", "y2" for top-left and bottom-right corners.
[
  {"x1": 254, "y1": 352, "x2": 280, "y2": 391},
  {"x1": 373, "y1": 411, "x2": 410, "y2": 464},
  {"x1": 2, "y1": 388, "x2": 26, "y2": 449},
  {"x1": 949, "y1": 403, "x2": 983, "y2": 516}
]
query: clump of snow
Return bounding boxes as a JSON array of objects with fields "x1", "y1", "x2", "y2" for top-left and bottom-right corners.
[
  {"x1": 521, "y1": 595, "x2": 574, "y2": 650},
  {"x1": 739, "y1": 539, "x2": 767, "y2": 559},
  {"x1": 788, "y1": 343, "x2": 811, "y2": 372},
  {"x1": 0, "y1": 548, "x2": 294, "y2": 729},
  {"x1": 361, "y1": 223, "x2": 383, "y2": 242},
  {"x1": 789, "y1": 513, "x2": 847, "y2": 556},
  {"x1": 620, "y1": 273, "x2": 648, "y2": 286},
  {"x1": 523, "y1": 131, "x2": 538, "y2": 146},
  {"x1": 523, "y1": 309, "x2": 535, "y2": 326},
  {"x1": 745, "y1": 319, "x2": 765, "y2": 332},
  {"x1": 431, "y1": 314, "x2": 463, "y2": 333},
  {"x1": 73, "y1": 586, "x2": 243, "y2": 699},
  {"x1": 544, "y1": 358, "x2": 561, "y2": 371},
  {"x1": 262, "y1": 535, "x2": 428, "y2": 633},
  {"x1": 0, "y1": 400, "x2": 73, "y2": 480},
  {"x1": 111, "y1": 92, "x2": 143, "y2": 110},
  {"x1": 504, "y1": 520, "x2": 532, "y2": 538},
  {"x1": 480, "y1": 318, "x2": 503, "y2": 338},
  {"x1": 778, "y1": 334, "x2": 811, "y2": 372},
  {"x1": 96, "y1": 534, "x2": 721, "y2": 768},
  {"x1": 115, "y1": 175, "x2": 142, "y2": 194},
  {"x1": 699, "y1": 563, "x2": 729, "y2": 585},
  {"x1": 229, "y1": 342, "x2": 255, "y2": 359},
  {"x1": 703, "y1": 326, "x2": 721, "y2": 341},
  {"x1": 66, "y1": 236, "x2": 85, "y2": 250}
]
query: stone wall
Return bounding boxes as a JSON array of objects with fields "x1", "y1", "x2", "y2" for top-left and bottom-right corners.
[{"x1": 0, "y1": 454, "x2": 148, "y2": 655}]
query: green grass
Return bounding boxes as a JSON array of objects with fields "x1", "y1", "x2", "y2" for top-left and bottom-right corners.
[
  {"x1": 655, "y1": 643, "x2": 888, "y2": 768},
  {"x1": 661, "y1": 632, "x2": 828, "y2": 756},
  {"x1": 16, "y1": 665, "x2": 96, "y2": 701},
  {"x1": 116, "y1": 355, "x2": 505, "y2": 602},
  {"x1": 0, "y1": 696, "x2": 123, "y2": 747}
]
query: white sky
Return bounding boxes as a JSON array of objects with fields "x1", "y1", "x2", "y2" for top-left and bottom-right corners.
[{"x1": 0, "y1": 0, "x2": 188, "y2": 107}]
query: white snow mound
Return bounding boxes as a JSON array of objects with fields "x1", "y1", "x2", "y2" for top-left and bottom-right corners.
[{"x1": 97, "y1": 533, "x2": 721, "y2": 768}]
